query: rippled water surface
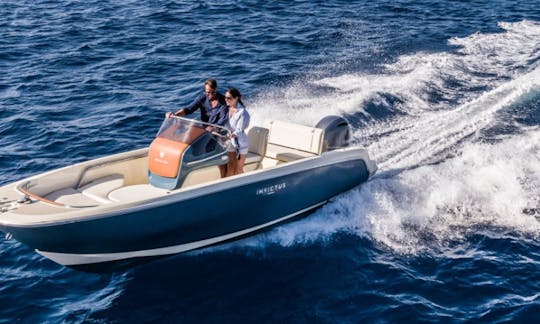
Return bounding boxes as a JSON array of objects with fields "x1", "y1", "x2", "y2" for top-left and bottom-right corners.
[{"x1": 1, "y1": 0, "x2": 540, "y2": 322}]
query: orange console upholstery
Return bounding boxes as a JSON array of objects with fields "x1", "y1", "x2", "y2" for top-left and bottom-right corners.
[{"x1": 148, "y1": 137, "x2": 189, "y2": 178}]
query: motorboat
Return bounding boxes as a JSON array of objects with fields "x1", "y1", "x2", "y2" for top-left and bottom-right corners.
[{"x1": 0, "y1": 115, "x2": 377, "y2": 271}]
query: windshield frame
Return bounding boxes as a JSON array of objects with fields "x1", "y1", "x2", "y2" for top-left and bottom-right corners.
[{"x1": 156, "y1": 116, "x2": 231, "y2": 143}]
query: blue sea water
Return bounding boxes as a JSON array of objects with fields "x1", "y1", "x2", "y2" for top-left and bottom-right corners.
[{"x1": 1, "y1": 0, "x2": 540, "y2": 322}]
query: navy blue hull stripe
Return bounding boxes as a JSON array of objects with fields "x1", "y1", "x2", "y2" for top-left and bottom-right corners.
[{"x1": 36, "y1": 201, "x2": 327, "y2": 266}]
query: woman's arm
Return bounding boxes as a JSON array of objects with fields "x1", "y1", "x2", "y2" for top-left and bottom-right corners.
[{"x1": 233, "y1": 109, "x2": 250, "y2": 135}]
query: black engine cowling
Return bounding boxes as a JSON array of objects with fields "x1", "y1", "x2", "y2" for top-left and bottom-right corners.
[{"x1": 315, "y1": 115, "x2": 351, "y2": 152}]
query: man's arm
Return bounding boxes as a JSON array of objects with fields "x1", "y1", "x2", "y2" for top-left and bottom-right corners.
[{"x1": 176, "y1": 93, "x2": 205, "y2": 115}]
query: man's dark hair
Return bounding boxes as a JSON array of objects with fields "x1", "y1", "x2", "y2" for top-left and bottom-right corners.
[{"x1": 205, "y1": 78, "x2": 217, "y2": 90}]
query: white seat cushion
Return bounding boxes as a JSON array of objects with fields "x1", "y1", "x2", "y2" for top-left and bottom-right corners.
[
  {"x1": 265, "y1": 143, "x2": 317, "y2": 162},
  {"x1": 265, "y1": 120, "x2": 324, "y2": 155},
  {"x1": 245, "y1": 151, "x2": 264, "y2": 164},
  {"x1": 248, "y1": 127, "x2": 269, "y2": 156},
  {"x1": 45, "y1": 188, "x2": 100, "y2": 207},
  {"x1": 44, "y1": 174, "x2": 126, "y2": 206},
  {"x1": 108, "y1": 184, "x2": 168, "y2": 203},
  {"x1": 79, "y1": 174, "x2": 124, "y2": 204}
]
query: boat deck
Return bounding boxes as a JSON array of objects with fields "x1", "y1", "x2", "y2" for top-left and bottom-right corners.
[{"x1": 0, "y1": 119, "x2": 353, "y2": 225}]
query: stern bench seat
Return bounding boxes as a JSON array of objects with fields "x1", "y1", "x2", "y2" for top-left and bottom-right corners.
[{"x1": 264, "y1": 120, "x2": 324, "y2": 163}]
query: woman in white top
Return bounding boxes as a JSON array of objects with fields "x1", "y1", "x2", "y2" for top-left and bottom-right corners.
[{"x1": 224, "y1": 87, "x2": 250, "y2": 176}]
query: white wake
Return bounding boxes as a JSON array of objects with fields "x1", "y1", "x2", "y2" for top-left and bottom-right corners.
[{"x1": 240, "y1": 20, "x2": 540, "y2": 254}]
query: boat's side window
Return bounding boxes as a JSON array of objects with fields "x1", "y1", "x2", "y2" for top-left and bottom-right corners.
[{"x1": 190, "y1": 134, "x2": 218, "y2": 156}]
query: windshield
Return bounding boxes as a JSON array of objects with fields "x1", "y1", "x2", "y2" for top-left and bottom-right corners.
[{"x1": 156, "y1": 116, "x2": 230, "y2": 144}]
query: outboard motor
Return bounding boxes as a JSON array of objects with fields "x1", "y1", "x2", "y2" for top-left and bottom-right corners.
[{"x1": 315, "y1": 115, "x2": 351, "y2": 152}]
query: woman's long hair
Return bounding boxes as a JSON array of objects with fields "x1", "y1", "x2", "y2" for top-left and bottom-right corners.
[{"x1": 227, "y1": 87, "x2": 244, "y2": 106}]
